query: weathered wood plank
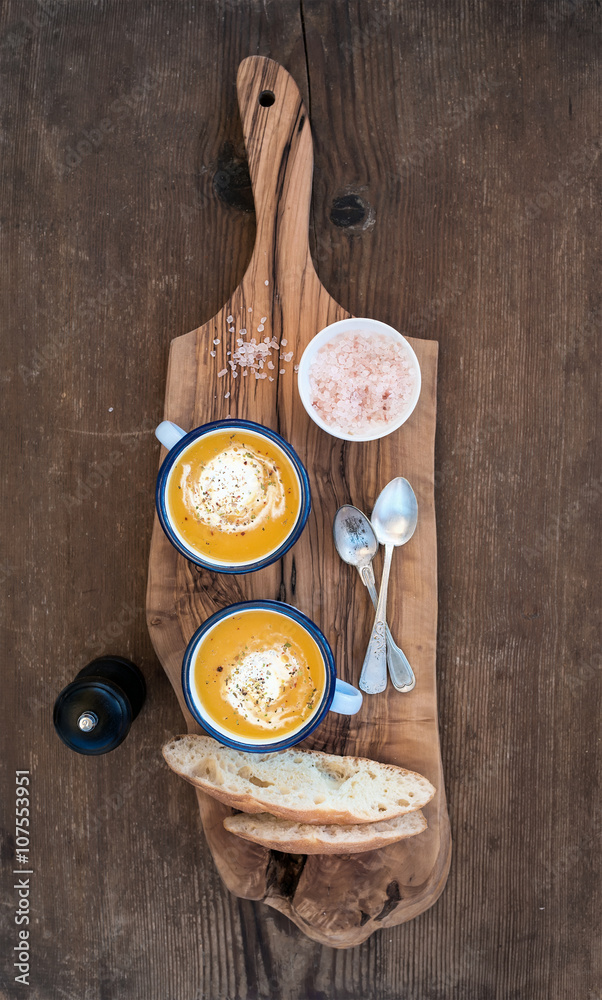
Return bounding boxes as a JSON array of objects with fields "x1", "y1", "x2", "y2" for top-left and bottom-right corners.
[{"x1": 0, "y1": 0, "x2": 600, "y2": 996}]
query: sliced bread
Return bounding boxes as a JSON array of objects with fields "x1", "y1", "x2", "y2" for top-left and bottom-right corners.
[
  {"x1": 162, "y1": 734, "x2": 436, "y2": 825},
  {"x1": 223, "y1": 809, "x2": 427, "y2": 854}
]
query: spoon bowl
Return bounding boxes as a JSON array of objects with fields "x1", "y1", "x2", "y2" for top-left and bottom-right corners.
[
  {"x1": 371, "y1": 477, "x2": 418, "y2": 547},
  {"x1": 333, "y1": 506, "x2": 379, "y2": 569}
]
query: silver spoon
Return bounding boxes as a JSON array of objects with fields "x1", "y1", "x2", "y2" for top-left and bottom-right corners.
[
  {"x1": 333, "y1": 506, "x2": 415, "y2": 692},
  {"x1": 359, "y1": 478, "x2": 418, "y2": 694}
]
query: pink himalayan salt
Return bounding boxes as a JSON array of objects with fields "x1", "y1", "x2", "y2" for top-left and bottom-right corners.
[{"x1": 308, "y1": 331, "x2": 416, "y2": 434}]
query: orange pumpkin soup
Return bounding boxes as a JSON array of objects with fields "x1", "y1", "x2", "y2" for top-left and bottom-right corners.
[
  {"x1": 166, "y1": 429, "x2": 301, "y2": 564},
  {"x1": 192, "y1": 609, "x2": 326, "y2": 741}
]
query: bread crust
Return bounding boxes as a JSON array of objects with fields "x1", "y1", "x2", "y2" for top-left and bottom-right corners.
[
  {"x1": 162, "y1": 735, "x2": 436, "y2": 825},
  {"x1": 223, "y1": 810, "x2": 427, "y2": 855}
]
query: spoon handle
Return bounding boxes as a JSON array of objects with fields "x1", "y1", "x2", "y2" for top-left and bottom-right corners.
[
  {"x1": 359, "y1": 543, "x2": 393, "y2": 694},
  {"x1": 359, "y1": 566, "x2": 415, "y2": 692}
]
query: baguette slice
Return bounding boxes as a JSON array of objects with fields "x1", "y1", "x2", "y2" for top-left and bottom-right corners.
[
  {"x1": 162, "y1": 735, "x2": 435, "y2": 825},
  {"x1": 223, "y1": 809, "x2": 427, "y2": 854}
]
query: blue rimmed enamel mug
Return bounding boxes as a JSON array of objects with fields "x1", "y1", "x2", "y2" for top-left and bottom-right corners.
[
  {"x1": 155, "y1": 418, "x2": 311, "y2": 573},
  {"x1": 182, "y1": 600, "x2": 363, "y2": 752}
]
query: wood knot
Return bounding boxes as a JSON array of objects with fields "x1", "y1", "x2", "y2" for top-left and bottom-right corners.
[
  {"x1": 374, "y1": 879, "x2": 402, "y2": 921},
  {"x1": 213, "y1": 141, "x2": 253, "y2": 213},
  {"x1": 329, "y1": 192, "x2": 374, "y2": 231}
]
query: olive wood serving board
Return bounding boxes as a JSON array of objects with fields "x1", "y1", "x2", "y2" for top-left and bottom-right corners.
[{"x1": 146, "y1": 55, "x2": 450, "y2": 948}]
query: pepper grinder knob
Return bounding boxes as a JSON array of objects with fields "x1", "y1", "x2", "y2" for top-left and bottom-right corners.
[{"x1": 53, "y1": 656, "x2": 146, "y2": 755}]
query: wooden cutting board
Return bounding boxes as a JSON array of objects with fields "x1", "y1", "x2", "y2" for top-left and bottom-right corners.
[{"x1": 146, "y1": 55, "x2": 450, "y2": 948}]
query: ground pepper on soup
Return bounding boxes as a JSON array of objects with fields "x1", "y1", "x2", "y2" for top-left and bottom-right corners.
[
  {"x1": 167, "y1": 429, "x2": 301, "y2": 563},
  {"x1": 193, "y1": 610, "x2": 326, "y2": 741}
]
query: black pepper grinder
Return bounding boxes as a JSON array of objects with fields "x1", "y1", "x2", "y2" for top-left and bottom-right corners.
[{"x1": 53, "y1": 656, "x2": 146, "y2": 755}]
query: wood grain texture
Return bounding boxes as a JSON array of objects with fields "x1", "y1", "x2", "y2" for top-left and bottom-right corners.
[
  {"x1": 0, "y1": 0, "x2": 600, "y2": 996},
  {"x1": 146, "y1": 55, "x2": 449, "y2": 947}
]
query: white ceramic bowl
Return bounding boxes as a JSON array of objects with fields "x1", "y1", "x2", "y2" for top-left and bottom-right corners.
[{"x1": 297, "y1": 317, "x2": 421, "y2": 442}]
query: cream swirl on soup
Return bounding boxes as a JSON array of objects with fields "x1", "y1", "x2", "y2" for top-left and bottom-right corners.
[
  {"x1": 179, "y1": 443, "x2": 286, "y2": 534},
  {"x1": 193, "y1": 610, "x2": 324, "y2": 740},
  {"x1": 223, "y1": 647, "x2": 305, "y2": 729}
]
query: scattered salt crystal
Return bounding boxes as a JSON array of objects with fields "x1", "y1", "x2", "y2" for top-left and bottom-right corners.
[
  {"x1": 210, "y1": 351, "x2": 216, "y2": 357},
  {"x1": 270, "y1": 338, "x2": 279, "y2": 349},
  {"x1": 227, "y1": 350, "x2": 231, "y2": 355},
  {"x1": 232, "y1": 371, "x2": 238, "y2": 378},
  {"x1": 243, "y1": 370, "x2": 248, "y2": 376},
  {"x1": 280, "y1": 369, "x2": 285, "y2": 374},
  {"x1": 268, "y1": 376, "x2": 274, "y2": 381},
  {"x1": 261, "y1": 316, "x2": 267, "y2": 323},
  {"x1": 224, "y1": 391, "x2": 230, "y2": 399},
  {"x1": 228, "y1": 326, "x2": 234, "y2": 333},
  {"x1": 248, "y1": 306, "x2": 253, "y2": 312},
  {"x1": 226, "y1": 315, "x2": 233, "y2": 323},
  {"x1": 267, "y1": 360, "x2": 274, "y2": 370},
  {"x1": 108, "y1": 407, "x2": 113, "y2": 412},
  {"x1": 258, "y1": 325, "x2": 265, "y2": 333},
  {"x1": 294, "y1": 364, "x2": 299, "y2": 372},
  {"x1": 237, "y1": 339, "x2": 243, "y2": 346},
  {"x1": 281, "y1": 339, "x2": 288, "y2": 346},
  {"x1": 217, "y1": 368, "x2": 227, "y2": 377},
  {"x1": 240, "y1": 328, "x2": 247, "y2": 336},
  {"x1": 213, "y1": 338, "x2": 220, "y2": 345},
  {"x1": 283, "y1": 351, "x2": 293, "y2": 362},
  {"x1": 264, "y1": 280, "x2": 269, "y2": 285}
]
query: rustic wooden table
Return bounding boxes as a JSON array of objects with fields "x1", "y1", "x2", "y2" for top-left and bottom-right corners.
[{"x1": 1, "y1": 2, "x2": 599, "y2": 998}]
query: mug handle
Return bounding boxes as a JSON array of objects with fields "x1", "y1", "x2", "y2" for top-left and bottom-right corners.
[
  {"x1": 156, "y1": 420, "x2": 187, "y2": 451},
  {"x1": 329, "y1": 679, "x2": 363, "y2": 716}
]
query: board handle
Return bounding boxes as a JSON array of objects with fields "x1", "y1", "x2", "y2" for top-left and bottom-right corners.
[{"x1": 237, "y1": 56, "x2": 313, "y2": 281}]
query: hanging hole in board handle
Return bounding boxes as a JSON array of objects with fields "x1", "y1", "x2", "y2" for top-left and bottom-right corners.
[{"x1": 258, "y1": 90, "x2": 275, "y2": 107}]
